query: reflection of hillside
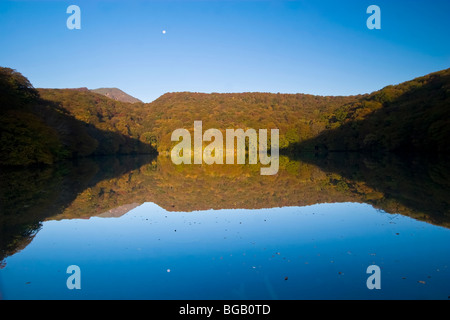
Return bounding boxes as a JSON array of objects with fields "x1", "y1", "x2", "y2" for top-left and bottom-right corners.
[
  {"x1": 56, "y1": 155, "x2": 450, "y2": 229},
  {"x1": 295, "y1": 152, "x2": 450, "y2": 228},
  {"x1": 1, "y1": 153, "x2": 449, "y2": 264},
  {"x1": 0, "y1": 155, "x2": 155, "y2": 262},
  {"x1": 55, "y1": 156, "x2": 363, "y2": 220}
]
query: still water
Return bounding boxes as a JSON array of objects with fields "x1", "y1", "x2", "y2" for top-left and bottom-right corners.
[{"x1": 0, "y1": 154, "x2": 449, "y2": 299}]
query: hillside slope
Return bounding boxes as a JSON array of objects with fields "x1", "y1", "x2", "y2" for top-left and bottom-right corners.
[
  {"x1": 39, "y1": 89, "x2": 362, "y2": 154},
  {"x1": 290, "y1": 68, "x2": 450, "y2": 155},
  {"x1": 142, "y1": 92, "x2": 361, "y2": 152},
  {"x1": 2, "y1": 66, "x2": 449, "y2": 166},
  {"x1": 91, "y1": 87, "x2": 142, "y2": 103},
  {"x1": 0, "y1": 67, "x2": 155, "y2": 166}
]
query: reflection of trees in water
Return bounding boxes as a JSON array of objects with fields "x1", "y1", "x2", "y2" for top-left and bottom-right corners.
[
  {"x1": 1, "y1": 153, "x2": 449, "y2": 263},
  {"x1": 295, "y1": 152, "x2": 450, "y2": 227},
  {"x1": 0, "y1": 155, "x2": 155, "y2": 263}
]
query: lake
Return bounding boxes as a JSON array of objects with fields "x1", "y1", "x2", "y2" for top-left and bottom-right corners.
[{"x1": 0, "y1": 154, "x2": 449, "y2": 299}]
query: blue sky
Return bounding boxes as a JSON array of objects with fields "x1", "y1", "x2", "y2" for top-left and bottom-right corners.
[{"x1": 0, "y1": 0, "x2": 449, "y2": 102}]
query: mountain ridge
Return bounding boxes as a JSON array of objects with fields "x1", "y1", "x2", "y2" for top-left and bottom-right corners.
[
  {"x1": 0, "y1": 67, "x2": 156, "y2": 166},
  {"x1": 91, "y1": 87, "x2": 142, "y2": 103},
  {"x1": 1, "y1": 66, "x2": 449, "y2": 166}
]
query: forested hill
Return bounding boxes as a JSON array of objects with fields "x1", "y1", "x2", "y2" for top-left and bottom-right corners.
[
  {"x1": 117, "y1": 68, "x2": 449, "y2": 155},
  {"x1": 290, "y1": 68, "x2": 450, "y2": 155},
  {"x1": 146, "y1": 92, "x2": 361, "y2": 152},
  {"x1": 1, "y1": 66, "x2": 449, "y2": 166},
  {"x1": 0, "y1": 67, "x2": 156, "y2": 166},
  {"x1": 38, "y1": 87, "x2": 363, "y2": 154}
]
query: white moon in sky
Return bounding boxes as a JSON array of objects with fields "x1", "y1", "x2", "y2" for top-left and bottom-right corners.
[{"x1": 162, "y1": 30, "x2": 166, "y2": 34}]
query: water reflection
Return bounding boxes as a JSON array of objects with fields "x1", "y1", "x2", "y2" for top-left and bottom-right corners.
[
  {"x1": 0, "y1": 155, "x2": 155, "y2": 263},
  {"x1": 2, "y1": 202, "x2": 450, "y2": 299},
  {"x1": 1, "y1": 153, "x2": 449, "y2": 266},
  {"x1": 0, "y1": 154, "x2": 450, "y2": 264},
  {"x1": 295, "y1": 152, "x2": 450, "y2": 227}
]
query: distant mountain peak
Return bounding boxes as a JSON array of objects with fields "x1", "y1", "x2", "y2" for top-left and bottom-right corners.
[{"x1": 91, "y1": 87, "x2": 142, "y2": 103}]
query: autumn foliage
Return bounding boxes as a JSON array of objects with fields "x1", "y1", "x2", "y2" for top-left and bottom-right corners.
[{"x1": 1, "y1": 66, "x2": 449, "y2": 166}]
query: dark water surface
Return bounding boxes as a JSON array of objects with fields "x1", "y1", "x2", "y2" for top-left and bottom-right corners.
[{"x1": 0, "y1": 154, "x2": 449, "y2": 299}]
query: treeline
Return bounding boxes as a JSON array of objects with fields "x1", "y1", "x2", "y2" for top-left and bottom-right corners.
[
  {"x1": 290, "y1": 68, "x2": 450, "y2": 155},
  {"x1": 38, "y1": 87, "x2": 156, "y2": 150},
  {"x1": 145, "y1": 92, "x2": 364, "y2": 152},
  {"x1": 0, "y1": 67, "x2": 156, "y2": 166},
  {"x1": 40, "y1": 88, "x2": 362, "y2": 154},
  {"x1": 1, "y1": 66, "x2": 449, "y2": 166},
  {"x1": 117, "y1": 68, "x2": 449, "y2": 156}
]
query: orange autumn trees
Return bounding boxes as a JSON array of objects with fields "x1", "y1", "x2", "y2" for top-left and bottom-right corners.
[{"x1": 1, "y1": 66, "x2": 449, "y2": 166}]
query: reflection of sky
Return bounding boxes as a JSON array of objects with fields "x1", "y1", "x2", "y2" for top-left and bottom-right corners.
[{"x1": 1, "y1": 202, "x2": 449, "y2": 299}]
